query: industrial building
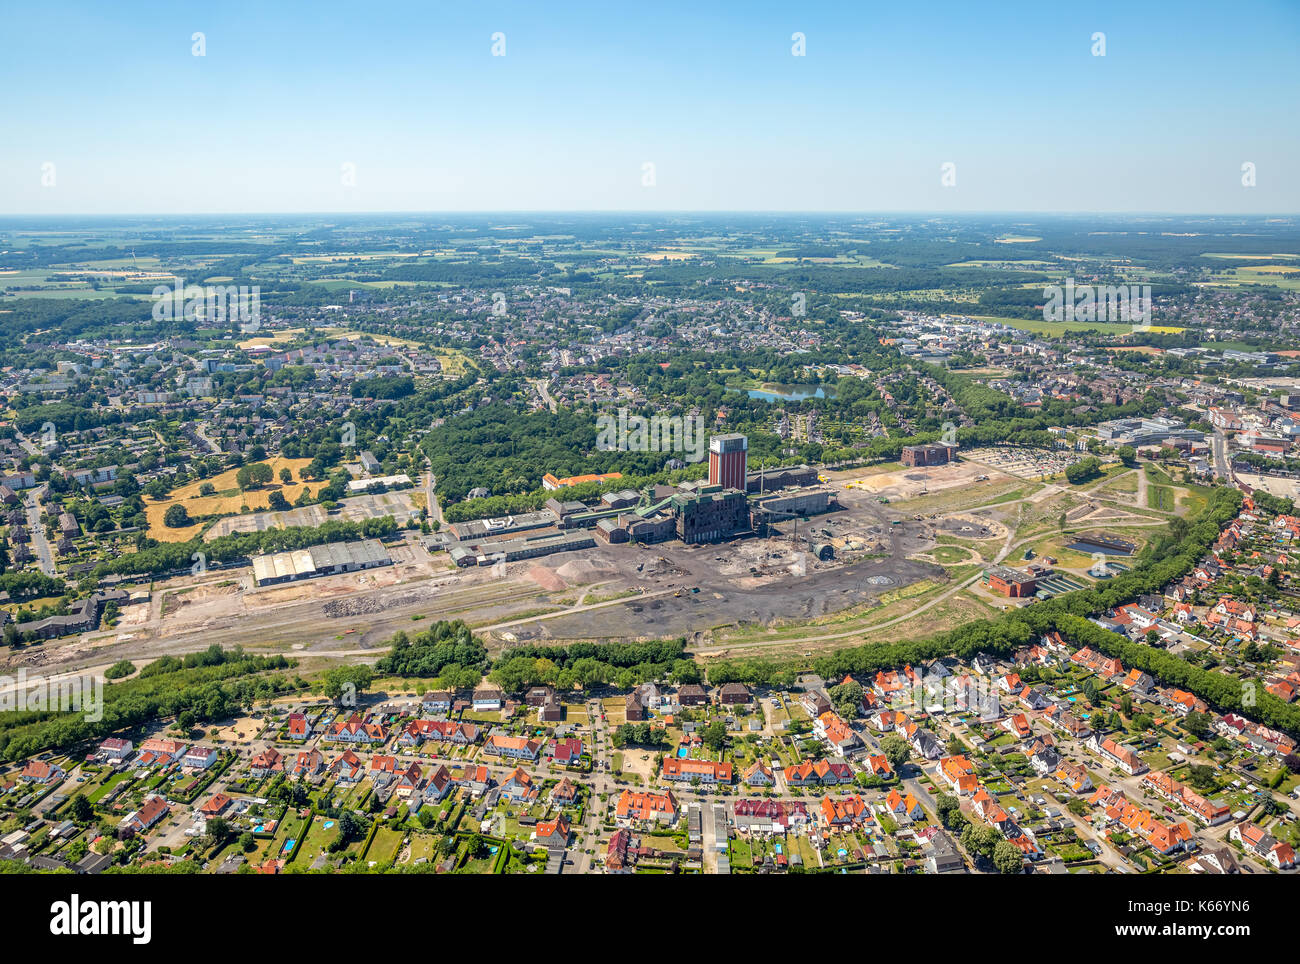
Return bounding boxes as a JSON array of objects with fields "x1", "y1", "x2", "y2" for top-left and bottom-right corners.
[
  {"x1": 450, "y1": 510, "x2": 558, "y2": 542},
  {"x1": 1095, "y1": 417, "x2": 1204, "y2": 447},
  {"x1": 449, "y1": 532, "x2": 597, "y2": 567},
  {"x1": 542, "y1": 471, "x2": 623, "y2": 491},
  {"x1": 251, "y1": 539, "x2": 392, "y2": 587},
  {"x1": 346, "y1": 474, "x2": 412, "y2": 492},
  {"x1": 901, "y1": 443, "x2": 957, "y2": 467},
  {"x1": 749, "y1": 488, "x2": 835, "y2": 518},
  {"x1": 674, "y1": 486, "x2": 750, "y2": 544},
  {"x1": 745, "y1": 463, "x2": 818, "y2": 493},
  {"x1": 435, "y1": 443, "x2": 837, "y2": 564},
  {"x1": 595, "y1": 512, "x2": 676, "y2": 544},
  {"x1": 984, "y1": 565, "x2": 1040, "y2": 598},
  {"x1": 600, "y1": 489, "x2": 642, "y2": 510}
]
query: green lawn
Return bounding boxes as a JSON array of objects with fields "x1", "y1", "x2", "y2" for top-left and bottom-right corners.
[{"x1": 365, "y1": 826, "x2": 405, "y2": 865}]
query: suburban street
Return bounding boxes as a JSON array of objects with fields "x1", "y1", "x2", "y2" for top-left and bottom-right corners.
[
  {"x1": 24, "y1": 488, "x2": 55, "y2": 576},
  {"x1": 1212, "y1": 429, "x2": 1230, "y2": 479}
]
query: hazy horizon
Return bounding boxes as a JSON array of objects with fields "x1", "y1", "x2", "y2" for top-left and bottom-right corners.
[{"x1": 2, "y1": 0, "x2": 1297, "y2": 215}]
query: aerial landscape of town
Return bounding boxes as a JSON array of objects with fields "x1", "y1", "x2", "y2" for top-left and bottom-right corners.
[
  {"x1": 2, "y1": 0, "x2": 1299, "y2": 943},
  {"x1": 2, "y1": 211, "x2": 1299, "y2": 889}
]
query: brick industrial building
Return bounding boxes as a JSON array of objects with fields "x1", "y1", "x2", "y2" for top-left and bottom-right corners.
[
  {"x1": 984, "y1": 565, "x2": 1039, "y2": 597},
  {"x1": 901, "y1": 442, "x2": 957, "y2": 467}
]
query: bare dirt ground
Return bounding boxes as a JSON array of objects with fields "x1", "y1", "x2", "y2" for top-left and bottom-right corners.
[
  {"x1": 210, "y1": 715, "x2": 264, "y2": 743},
  {"x1": 839, "y1": 459, "x2": 1004, "y2": 500},
  {"x1": 12, "y1": 490, "x2": 946, "y2": 676},
  {"x1": 513, "y1": 539, "x2": 942, "y2": 644}
]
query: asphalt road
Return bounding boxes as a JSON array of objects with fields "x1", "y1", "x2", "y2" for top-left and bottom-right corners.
[{"x1": 25, "y1": 490, "x2": 56, "y2": 576}]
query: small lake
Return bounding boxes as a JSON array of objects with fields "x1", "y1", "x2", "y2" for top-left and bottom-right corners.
[{"x1": 733, "y1": 383, "x2": 837, "y2": 403}]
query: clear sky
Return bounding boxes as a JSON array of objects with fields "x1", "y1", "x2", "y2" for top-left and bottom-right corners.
[{"x1": 1, "y1": 0, "x2": 1297, "y2": 214}]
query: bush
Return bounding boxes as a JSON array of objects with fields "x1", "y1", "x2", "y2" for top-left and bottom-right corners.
[{"x1": 104, "y1": 660, "x2": 136, "y2": 680}]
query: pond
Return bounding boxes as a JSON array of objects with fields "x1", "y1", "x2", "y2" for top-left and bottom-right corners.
[{"x1": 730, "y1": 383, "x2": 838, "y2": 403}]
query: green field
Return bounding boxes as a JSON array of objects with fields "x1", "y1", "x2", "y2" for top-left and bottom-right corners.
[{"x1": 971, "y1": 315, "x2": 1185, "y2": 338}]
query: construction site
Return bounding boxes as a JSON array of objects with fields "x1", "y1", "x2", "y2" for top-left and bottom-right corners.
[{"x1": 7, "y1": 445, "x2": 1200, "y2": 681}]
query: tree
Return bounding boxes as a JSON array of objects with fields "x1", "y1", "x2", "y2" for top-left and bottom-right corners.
[
  {"x1": 69, "y1": 794, "x2": 94, "y2": 823},
  {"x1": 993, "y1": 840, "x2": 1024, "y2": 874},
  {"x1": 1187, "y1": 764, "x2": 1217, "y2": 792},
  {"x1": 611, "y1": 723, "x2": 669, "y2": 749},
  {"x1": 236, "y1": 462, "x2": 273, "y2": 490},
  {"x1": 829, "y1": 679, "x2": 864, "y2": 719},
  {"x1": 163, "y1": 504, "x2": 191, "y2": 528},
  {"x1": 934, "y1": 794, "x2": 966, "y2": 832},
  {"x1": 1183, "y1": 710, "x2": 1210, "y2": 739},
  {"x1": 64, "y1": 838, "x2": 89, "y2": 864},
  {"x1": 960, "y1": 823, "x2": 1000, "y2": 860},
  {"x1": 199, "y1": 482, "x2": 217, "y2": 497},
  {"x1": 702, "y1": 720, "x2": 727, "y2": 752},
  {"x1": 323, "y1": 664, "x2": 372, "y2": 705},
  {"x1": 279, "y1": 469, "x2": 293, "y2": 485},
  {"x1": 670, "y1": 659, "x2": 701, "y2": 685},
  {"x1": 879, "y1": 734, "x2": 910, "y2": 771},
  {"x1": 330, "y1": 811, "x2": 368, "y2": 851},
  {"x1": 206, "y1": 816, "x2": 232, "y2": 847},
  {"x1": 1065, "y1": 456, "x2": 1103, "y2": 484},
  {"x1": 267, "y1": 491, "x2": 291, "y2": 512}
]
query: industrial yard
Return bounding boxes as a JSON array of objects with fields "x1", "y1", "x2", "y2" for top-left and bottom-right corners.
[{"x1": 4, "y1": 449, "x2": 1197, "y2": 689}]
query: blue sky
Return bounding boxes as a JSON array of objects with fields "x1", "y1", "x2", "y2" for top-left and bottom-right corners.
[{"x1": 1, "y1": 0, "x2": 1297, "y2": 213}]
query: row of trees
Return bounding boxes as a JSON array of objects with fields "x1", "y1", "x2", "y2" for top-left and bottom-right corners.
[{"x1": 0, "y1": 647, "x2": 299, "y2": 761}]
